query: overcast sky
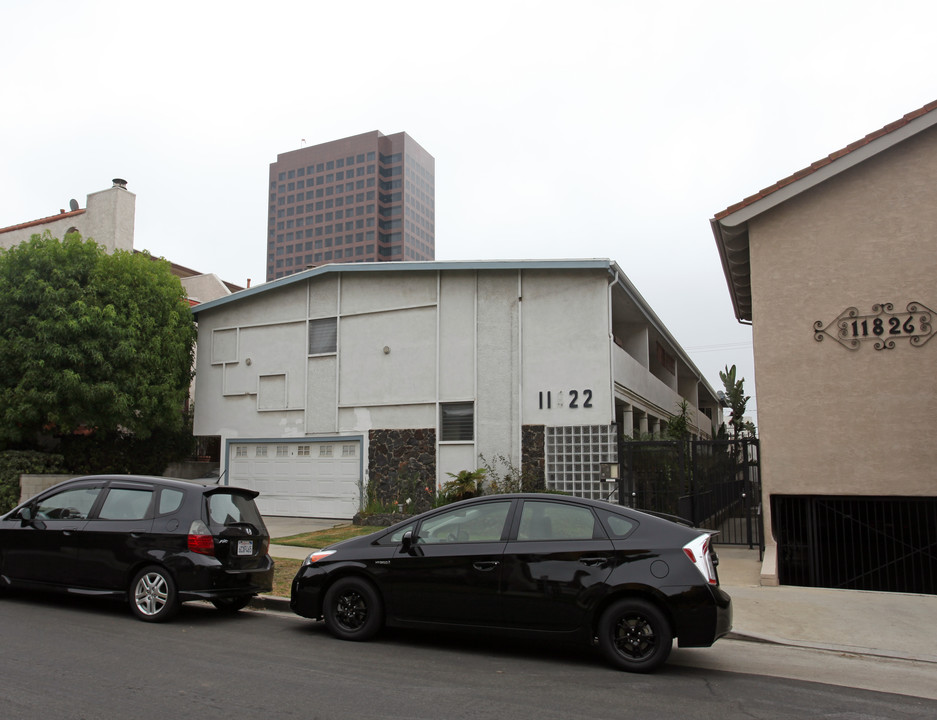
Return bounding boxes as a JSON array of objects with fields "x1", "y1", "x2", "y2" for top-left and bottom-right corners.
[{"x1": 4, "y1": 0, "x2": 937, "y2": 425}]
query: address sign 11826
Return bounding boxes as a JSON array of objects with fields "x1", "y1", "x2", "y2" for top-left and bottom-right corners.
[{"x1": 814, "y1": 302, "x2": 935, "y2": 350}]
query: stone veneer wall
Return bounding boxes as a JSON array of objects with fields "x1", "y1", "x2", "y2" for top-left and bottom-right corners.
[
  {"x1": 521, "y1": 425, "x2": 546, "y2": 491},
  {"x1": 368, "y1": 428, "x2": 436, "y2": 509}
]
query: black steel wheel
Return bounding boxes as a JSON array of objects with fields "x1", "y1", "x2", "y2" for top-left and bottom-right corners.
[
  {"x1": 597, "y1": 598, "x2": 672, "y2": 672},
  {"x1": 211, "y1": 595, "x2": 253, "y2": 613},
  {"x1": 129, "y1": 566, "x2": 179, "y2": 623},
  {"x1": 323, "y1": 577, "x2": 383, "y2": 641}
]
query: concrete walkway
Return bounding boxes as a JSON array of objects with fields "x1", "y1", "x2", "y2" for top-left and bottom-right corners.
[{"x1": 262, "y1": 517, "x2": 937, "y2": 666}]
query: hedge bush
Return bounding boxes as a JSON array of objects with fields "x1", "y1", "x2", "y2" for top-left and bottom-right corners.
[{"x1": 0, "y1": 450, "x2": 66, "y2": 514}]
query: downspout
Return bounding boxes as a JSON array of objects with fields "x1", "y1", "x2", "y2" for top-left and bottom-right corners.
[
  {"x1": 517, "y1": 270, "x2": 523, "y2": 470},
  {"x1": 435, "y1": 271, "x2": 442, "y2": 490},
  {"x1": 608, "y1": 270, "x2": 618, "y2": 422}
]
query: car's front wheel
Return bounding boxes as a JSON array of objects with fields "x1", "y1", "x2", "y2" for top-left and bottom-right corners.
[
  {"x1": 211, "y1": 595, "x2": 253, "y2": 613},
  {"x1": 597, "y1": 598, "x2": 673, "y2": 672},
  {"x1": 130, "y1": 566, "x2": 179, "y2": 622},
  {"x1": 322, "y1": 577, "x2": 383, "y2": 641}
]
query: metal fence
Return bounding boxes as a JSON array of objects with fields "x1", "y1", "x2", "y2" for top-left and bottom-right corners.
[
  {"x1": 771, "y1": 495, "x2": 937, "y2": 595},
  {"x1": 618, "y1": 438, "x2": 763, "y2": 555}
]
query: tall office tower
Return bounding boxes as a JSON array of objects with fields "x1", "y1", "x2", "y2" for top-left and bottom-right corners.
[{"x1": 267, "y1": 131, "x2": 435, "y2": 281}]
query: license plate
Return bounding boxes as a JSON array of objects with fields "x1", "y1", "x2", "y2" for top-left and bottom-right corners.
[{"x1": 237, "y1": 540, "x2": 254, "y2": 556}]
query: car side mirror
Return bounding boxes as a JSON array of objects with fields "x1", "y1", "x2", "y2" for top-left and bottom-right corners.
[
  {"x1": 20, "y1": 506, "x2": 46, "y2": 530},
  {"x1": 401, "y1": 530, "x2": 414, "y2": 554}
]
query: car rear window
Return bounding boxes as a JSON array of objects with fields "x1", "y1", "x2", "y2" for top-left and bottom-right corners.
[
  {"x1": 207, "y1": 492, "x2": 264, "y2": 528},
  {"x1": 98, "y1": 488, "x2": 153, "y2": 520},
  {"x1": 517, "y1": 500, "x2": 603, "y2": 541},
  {"x1": 598, "y1": 509, "x2": 638, "y2": 539},
  {"x1": 158, "y1": 488, "x2": 185, "y2": 515}
]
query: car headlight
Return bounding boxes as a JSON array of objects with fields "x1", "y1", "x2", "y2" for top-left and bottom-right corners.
[{"x1": 301, "y1": 549, "x2": 336, "y2": 567}]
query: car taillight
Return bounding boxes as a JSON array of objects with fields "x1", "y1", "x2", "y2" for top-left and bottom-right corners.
[
  {"x1": 683, "y1": 534, "x2": 718, "y2": 585},
  {"x1": 188, "y1": 520, "x2": 215, "y2": 556}
]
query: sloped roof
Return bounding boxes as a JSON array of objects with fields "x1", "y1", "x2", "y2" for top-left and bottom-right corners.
[
  {"x1": 711, "y1": 99, "x2": 937, "y2": 323},
  {"x1": 0, "y1": 207, "x2": 86, "y2": 235},
  {"x1": 190, "y1": 258, "x2": 721, "y2": 400}
]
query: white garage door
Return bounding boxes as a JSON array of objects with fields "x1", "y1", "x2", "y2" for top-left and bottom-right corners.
[{"x1": 227, "y1": 439, "x2": 361, "y2": 519}]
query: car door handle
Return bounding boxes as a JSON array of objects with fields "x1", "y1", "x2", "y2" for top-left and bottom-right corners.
[
  {"x1": 579, "y1": 557, "x2": 607, "y2": 567},
  {"x1": 473, "y1": 561, "x2": 500, "y2": 571}
]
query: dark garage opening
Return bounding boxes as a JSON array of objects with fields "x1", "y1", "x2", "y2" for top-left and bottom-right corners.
[{"x1": 772, "y1": 495, "x2": 937, "y2": 595}]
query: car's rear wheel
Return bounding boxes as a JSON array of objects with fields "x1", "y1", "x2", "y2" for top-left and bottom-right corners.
[
  {"x1": 323, "y1": 577, "x2": 383, "y2": 641},
  {"x1": 597, "y1": 598, "x2": 672, "y2": 672},
  {"x1": 211, "y1": 595, "x2": 253, "y2": 613},
  {"x1": 130, "y1": 566, "x2": 179, "y2": 623}
]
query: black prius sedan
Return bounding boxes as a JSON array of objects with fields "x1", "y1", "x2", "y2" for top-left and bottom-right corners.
[
  {"x1": 0, "y1": 475, "x2": 274, "y2": 622},
  {"x1": 291, "y1": 493, "x2": 731, "y2": 672}
]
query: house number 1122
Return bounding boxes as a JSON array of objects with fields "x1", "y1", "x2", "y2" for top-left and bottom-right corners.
[{"x1": 539, "y1": 389, "x2": 593, "y2": 409}]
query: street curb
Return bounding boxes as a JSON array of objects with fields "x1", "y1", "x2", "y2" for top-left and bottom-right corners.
[
  {"x1": 249, "y1": 597, "x2": 937, "y2": 665},
  {"x1": 726, "y1": 631, "x2": 937, "y2": 665},
  {"x1": 250, "y1": 594, "x2": 293, "y2": 614}
]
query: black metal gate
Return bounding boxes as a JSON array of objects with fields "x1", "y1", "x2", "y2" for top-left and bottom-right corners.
[
  {"x1": 618, "y1": 438, "x2": 763, "y2": 555},
  {"x1": 771, "y1": 495, "x2": 937, "y2": 595}
]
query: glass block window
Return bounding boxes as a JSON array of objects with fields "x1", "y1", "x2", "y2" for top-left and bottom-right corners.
[{"x1": 545, "y1": 425, "x2": 618, "y2": 500}]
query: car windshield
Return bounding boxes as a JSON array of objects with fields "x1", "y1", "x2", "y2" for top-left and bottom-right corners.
[{"x1": 207, "y1": 492, "x2": 265, "y2": 530}]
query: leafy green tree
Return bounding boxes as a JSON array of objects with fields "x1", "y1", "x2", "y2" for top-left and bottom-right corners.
[
  {"x1": 0, "y1": 232, "x2": 196, "y2": 454},
  {"x1": 719, "y1": 364, "x2": 752, "y2": 438},
  {"x1": 0, "y1": 450, "x2": 66, "y2": 514}
]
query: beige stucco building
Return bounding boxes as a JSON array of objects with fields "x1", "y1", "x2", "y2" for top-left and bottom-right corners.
[
  {"x1": 0, "y1": 179, "x2": 136, "y2": 254},
  {"x1": 712, "y1": 100, "x2": 937, "y2": 593}
]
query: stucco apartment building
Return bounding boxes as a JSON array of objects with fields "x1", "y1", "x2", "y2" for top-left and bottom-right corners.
[
  {"x1": 712, "y1": 100, "x2": 937, "y2": 593},
  {"x1": 191, "y1": 260, "x2": 723, "y2": 519},
  {"x1": 0, "y1": 179, "x2": 135, "y2": 254},
  {"x1": 0, "y1": 179, "x2": 240, "y2": 304}
]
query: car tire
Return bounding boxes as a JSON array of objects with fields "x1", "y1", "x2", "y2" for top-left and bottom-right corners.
[
  {"x1": 129, "y1": 566, "x2": 179, "y2": 623},
  {"x1": 211, "y1": 595, "x2": 253, "y2": 613},
  {"x1": 597, "y1": 598, "x2": 673, "y2": 673},
  {"x1": 323, "y1": 577, "x2": 383, "y2": 641}
]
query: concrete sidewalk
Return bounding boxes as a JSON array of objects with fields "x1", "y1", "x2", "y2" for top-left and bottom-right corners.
[
  {"x1": 261, "y1": 517, "x2": 937, "y2": 665},
  {"x1": 715, "y1": 547, "x2": 937, "y2": 664}
]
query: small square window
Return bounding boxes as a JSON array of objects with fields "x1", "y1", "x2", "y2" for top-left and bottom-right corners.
[
  {"x1": 309, "y1": 317, "x2": 337, "y2": 354},
  {"x1": 441, "y1": 402, "x2": 474, "y2": 441}
]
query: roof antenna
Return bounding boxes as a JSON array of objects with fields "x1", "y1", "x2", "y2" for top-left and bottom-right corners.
[{"x1": 69, "y1": 199, "x2": 79, "y2": 211}]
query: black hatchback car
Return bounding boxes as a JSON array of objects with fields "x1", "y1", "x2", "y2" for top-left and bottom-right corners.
[
  {"x1": 0, "y1": 475, "x2": 274, "y2": 622},
  {"x1": 291, "y1": 493, "x2": 731, "y2": 672}
]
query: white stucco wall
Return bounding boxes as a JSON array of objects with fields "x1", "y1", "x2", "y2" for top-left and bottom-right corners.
[{"x1": 193, "y1": 262, "x2": 714, "y2": 507}]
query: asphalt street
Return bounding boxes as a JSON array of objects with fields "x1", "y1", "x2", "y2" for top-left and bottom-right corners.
[{"x1": 2, "y1": 591, "x2": 935, "y2": 720}]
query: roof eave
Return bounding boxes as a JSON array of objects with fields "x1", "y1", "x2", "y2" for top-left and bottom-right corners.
[{"x1": 712, "y1": 102, "x2": 937, "y2": 326}]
